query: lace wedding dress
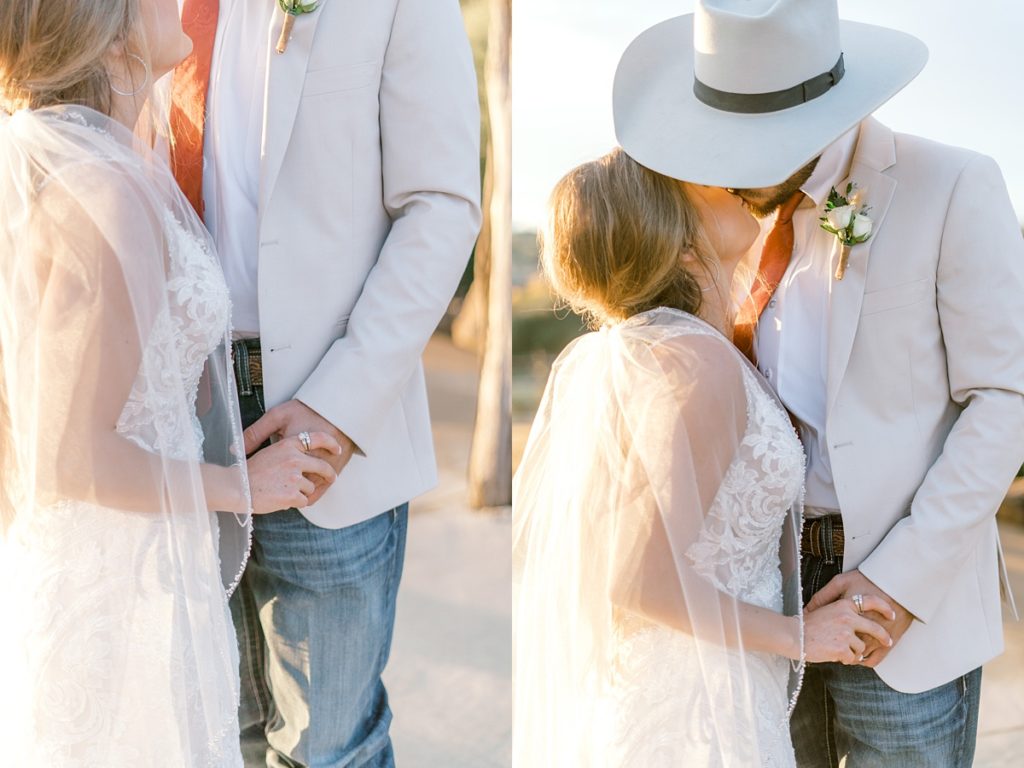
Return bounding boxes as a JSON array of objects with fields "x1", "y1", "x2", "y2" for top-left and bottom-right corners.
[
  {"x1": 514, "y1": 308, "x2": 806, "y2": 767},
  {"x1": 0, "y1": 107, "x2": 249, "y2": 766},
  {"x1": 598, "y1": 320, "x2": 805, "y2": 767}
]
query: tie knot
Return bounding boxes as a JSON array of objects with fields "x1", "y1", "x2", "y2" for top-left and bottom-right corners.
[{"x1": 776, "y1": 190, "x2": 806, "y2": 225}]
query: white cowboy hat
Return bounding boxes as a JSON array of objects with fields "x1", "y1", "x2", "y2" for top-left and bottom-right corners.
[{"x1": 613, "y1": 0, "x2": 928, "y2": 187}]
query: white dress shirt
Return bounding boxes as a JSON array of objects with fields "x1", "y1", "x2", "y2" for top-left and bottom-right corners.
[
  {"x1": 755, "y1": 127, "x2": 859, "y2": 515},
  {"x1": 202, "y1": 0, "x2": 274, "y2": 338}
]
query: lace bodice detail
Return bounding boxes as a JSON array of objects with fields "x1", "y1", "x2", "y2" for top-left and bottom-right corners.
[
  {"x1": 686, "y1": 360, "x2": 806, "y2": 611},
  {"x1": 115, "y1": 209, "x2": 231, "y2": 460}
]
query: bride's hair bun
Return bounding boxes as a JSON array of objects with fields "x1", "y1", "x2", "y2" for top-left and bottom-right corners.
[
  {"x1": 0, "y1": 0, "x2": 142, "y2": 115},
  {"x1": 541, "y1": 147, "x2": 717, "y2": 329}
]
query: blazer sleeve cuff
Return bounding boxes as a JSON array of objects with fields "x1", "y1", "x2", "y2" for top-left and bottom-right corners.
[
  {"x1": 293, "y1": 350, "x2": 383, "y2": 459},
  {"x1": 857, "y1": 527, "x2": 946, "y2": 625}
]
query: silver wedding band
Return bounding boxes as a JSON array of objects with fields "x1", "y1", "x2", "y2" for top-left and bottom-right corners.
[
  {"x1": 852, "y1": 593, "x2": 864, "y2": 614},
  {"x1": 298, "y1": 431, "x2": 312, "y2": 453}
]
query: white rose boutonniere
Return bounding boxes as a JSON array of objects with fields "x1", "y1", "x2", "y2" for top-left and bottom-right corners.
[
  {"x1": 819, "y1": 183, "x2": 873, "y2": 280},
  {"x1": 276, "y1": 0, "x2": 320, "y2": 54}
]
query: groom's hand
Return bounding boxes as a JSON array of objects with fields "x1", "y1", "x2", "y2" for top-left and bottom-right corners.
[
  {"x1": 806, "y1": 570, "x2": 915, "y2": 668},
  {"x1": 244, "y1": 400, "x2": 357, "y2": 505}
]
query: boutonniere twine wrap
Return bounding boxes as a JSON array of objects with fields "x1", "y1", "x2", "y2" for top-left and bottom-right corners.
[
  {"x1": 276, "y1": 0, "x2": 320, "y2": 54},
  {"x1": 819, "y1": 183, "x2": 873, "y2": 280}
]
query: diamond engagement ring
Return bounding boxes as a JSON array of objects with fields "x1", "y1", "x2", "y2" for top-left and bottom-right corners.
[
  {"x1": 852, "y1": 594, "x2": 864, "y2": 614},
  {"x1": 298, "y1": 431, "x2": 312, "y2": 453}
]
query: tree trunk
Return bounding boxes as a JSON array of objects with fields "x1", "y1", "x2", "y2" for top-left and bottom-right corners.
[
  {"x1": 451, "y1": 138, "x2": 494, "y2": 355},
  {"x1": 467, "y1": 0, "x2": 512, "y2": 509}
]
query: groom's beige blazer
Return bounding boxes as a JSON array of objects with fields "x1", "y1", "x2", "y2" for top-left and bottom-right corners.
[
  {"x1": 251, "y1": 0, "x2": 481, "y2": 528},
  {"x1": 822, "y1": 117, "x2": 1023, "y2": 693}
]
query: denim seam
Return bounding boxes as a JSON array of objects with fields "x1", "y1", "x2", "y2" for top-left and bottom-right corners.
[
  {"x1": 327, "y1": 509, "x2": 404, "y2": 767},
  {"x1": 241, "y1": 586, "x2": 270, "y2": 724},
  {"x1": 378, "y1": 507, "x2": 403, "y2": 676},
  {"x1": 366, "y1": 507, "x2": 405, "y2": 766},
  {"x1": 811, "y1": 557, "x2": 824, "y2": 597},
  {"x1": 954, "y1": 673, "x2": 968, "y2": 766},
  {"x1": 823, "y1": 678, "x2": 837, "y2": 768}
]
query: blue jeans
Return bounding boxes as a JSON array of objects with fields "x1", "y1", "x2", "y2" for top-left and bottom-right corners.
[
  {"x1": 791, "y1": 552, "x2": 981, "y2": 767},
  {"x1": 231, "y1": 386, "x2": 408, "y2": 768}
]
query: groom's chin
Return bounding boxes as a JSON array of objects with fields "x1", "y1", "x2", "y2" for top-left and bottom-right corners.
[
  {"x1": 735, "y1": 157, "x2": 821, "y2": 218},
  {"x1": 734, "y1": 192, "x2": 783, "y2": 219}
]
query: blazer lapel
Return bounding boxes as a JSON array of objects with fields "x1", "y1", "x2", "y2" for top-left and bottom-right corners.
[
  {"x1": 826, "y1": 118, "x2": 898, "y2": 418},
  {"x1": 259, "y1": 6, "x2": 325, "y2": 218}
]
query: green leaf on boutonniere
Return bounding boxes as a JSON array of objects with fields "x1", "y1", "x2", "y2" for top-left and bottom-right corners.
[{"x1": 276, "y1": 0, "x2": 321, "y2": 54}]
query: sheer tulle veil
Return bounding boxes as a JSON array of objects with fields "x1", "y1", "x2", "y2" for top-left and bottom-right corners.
[
  {"x1": 0, "y1": 104, "x2": 251, "y2": 761},
  {"x1": 513, "y1": 308, "x2": 804, "y2": 766}
]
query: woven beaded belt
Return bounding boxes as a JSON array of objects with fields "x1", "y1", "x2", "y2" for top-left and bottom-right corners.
[
  {"x1": 232, "y1": 338, "x2": 263, "y2": 394},
  {"x1": 800, "y1": 514, "x2": 845, "y2": 559}
]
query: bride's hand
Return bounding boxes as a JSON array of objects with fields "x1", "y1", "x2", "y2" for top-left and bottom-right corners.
[
  {"x1": 803, "y1": 594, "x2": 895, "y2": 665},
  {"x1": 245, "y1": 432, "x2": 342, "y2": 514}
]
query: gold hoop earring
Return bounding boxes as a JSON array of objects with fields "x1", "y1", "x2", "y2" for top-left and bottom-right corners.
[{"x1": 110, "y1": 53, "x2": 150, "y2": 97}]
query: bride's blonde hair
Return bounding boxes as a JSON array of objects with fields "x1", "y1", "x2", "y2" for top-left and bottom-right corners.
[
  {"x1": 0, "y1": 0, "x2": 146, "y2": 115},
  {"x1": 541, "y1": 148, "x2": 719, "y2": 329}
]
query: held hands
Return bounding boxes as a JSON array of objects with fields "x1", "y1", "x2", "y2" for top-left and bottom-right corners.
[
  {"x1": 806, "y1": 569, "x2": 915, "y2": 668},
  {"x1": 802, "y1": 592, "x2": 894, "y2": 665},
  {"x1": 245, "y1": 432, "x2": 341, "y2": 513},
  {"x1": 244, "y1": 399, "x2": 357, "y2": 507}
]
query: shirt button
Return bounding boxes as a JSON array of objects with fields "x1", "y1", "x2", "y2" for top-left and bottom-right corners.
[
  {"x1": 765, "y1": 369, "x2": 774, "y2": 381},
  {"x1": 769, "y1": 299, "x2": 777, "y2": 308}
]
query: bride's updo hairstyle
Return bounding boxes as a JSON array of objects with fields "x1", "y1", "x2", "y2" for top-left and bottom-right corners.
[
  {"x1": 0, "y1": 0, "x2": 144, "y2": 115},
  {"x1": 541, "y1": 147, "x2": 718, "y2": 328}
]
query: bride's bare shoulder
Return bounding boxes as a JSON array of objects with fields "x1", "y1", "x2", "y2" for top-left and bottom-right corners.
[
  {"x1": 23, "y1": 162, "x2": 167, "y2": 308},
  {"x1": 648, "y1": 329, "x2": 745, "y2": 383},
  {"x1": 33, "y1": 153, "x2": 163, "y2": 246},
  {"x1": 36, "y1": 152, "x2": 154, "y2": 216}
]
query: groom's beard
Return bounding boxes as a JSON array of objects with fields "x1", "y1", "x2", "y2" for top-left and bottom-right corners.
[{"x1": 731, "y1": 156, "x2": 820, "y2": 218}]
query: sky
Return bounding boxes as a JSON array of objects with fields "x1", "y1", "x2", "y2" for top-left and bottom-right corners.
[{"x1": 512, "y1": 0, "x2": 1024, "y2": 230}]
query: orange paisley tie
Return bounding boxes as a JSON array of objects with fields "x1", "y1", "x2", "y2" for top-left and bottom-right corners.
[{"x1": 169, "y1": 0, "x2": 219, "y2": 220}]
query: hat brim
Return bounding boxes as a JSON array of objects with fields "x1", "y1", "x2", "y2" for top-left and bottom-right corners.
[{"x1": 613, "y1": 16, "x2": 928, "y2": 187}]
